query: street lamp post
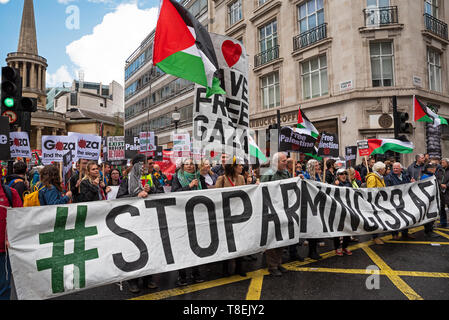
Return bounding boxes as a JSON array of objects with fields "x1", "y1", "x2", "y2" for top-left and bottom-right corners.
[{"x1": 172, "y1": 108, "x2": 181, "y2": 134}]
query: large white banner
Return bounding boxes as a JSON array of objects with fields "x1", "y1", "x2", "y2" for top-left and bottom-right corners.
[
  {"x1": 9, "y1": 132, "x2": 31, "y2": 158},
  {"x1": 193, "y1": 33, "x2": 249, "y2": 162},
  {"x1": 7, "y1": 177, "x2": 440, "y2": 300}
]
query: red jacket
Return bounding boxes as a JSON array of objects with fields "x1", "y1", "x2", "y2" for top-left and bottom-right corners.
[{"x1": 0, "y1": 185, "x2": 23, "y2": 253}]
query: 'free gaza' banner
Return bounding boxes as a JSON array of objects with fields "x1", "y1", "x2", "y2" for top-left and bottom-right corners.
[{"x1": 7, "y1": 176, "x2": 440, "y2": 300}]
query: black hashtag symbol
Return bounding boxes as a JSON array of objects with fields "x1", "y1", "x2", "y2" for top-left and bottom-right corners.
[{"x1": 36, "y1": 205, "x2": 99, "y2": 294}]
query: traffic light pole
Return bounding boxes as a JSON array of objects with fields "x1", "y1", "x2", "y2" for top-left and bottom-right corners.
[{"x1": 392, "y1": 96, "x2": 400, "y2": 162}]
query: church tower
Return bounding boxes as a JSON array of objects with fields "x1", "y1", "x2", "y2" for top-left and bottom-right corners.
[{"x1": 6, "y1": 0, "x2": 48, "y2": 109}]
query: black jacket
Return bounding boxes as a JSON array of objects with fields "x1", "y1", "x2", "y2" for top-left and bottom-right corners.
[
  {"x1": 384, "y1": 171, "x2": 412, "y2": 187},
  {"x1": 79, "y1": 179, "x2": 103, "y2": 202}
]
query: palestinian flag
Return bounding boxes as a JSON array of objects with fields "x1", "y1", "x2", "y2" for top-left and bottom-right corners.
[
  {"x1": 153, "y1": 0, "x2": 225, "y2": 97},
  {"x1": 413, "y1": 96, "x2": 448, "y2": 127},
  {"x1": 305, "y1": 147, "x2": 323, "y2": 161},
  {"x1": 297, "y1": 107, "x2": 319, "y2": 139},
  {"x1": 248, "y1": 135, "x2": 268, "y2": 164},
  {"x1": 368, "y1": 139, "x2": 414, "y2": 156}
]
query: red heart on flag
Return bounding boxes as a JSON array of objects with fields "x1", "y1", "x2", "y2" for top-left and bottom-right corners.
[{"x1": 222, "y1": 40, "x2": 242, "y2": 68}]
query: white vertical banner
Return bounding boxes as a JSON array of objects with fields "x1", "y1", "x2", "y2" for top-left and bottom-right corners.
[
  {"x1": 193, "y1": 33, "x2": 250, "y2": 162},
  {"x1": 10, "y1": 132, "x2": 31, "y2": 158}
]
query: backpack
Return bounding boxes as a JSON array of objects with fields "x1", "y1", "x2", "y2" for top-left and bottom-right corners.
[
  {"x1": 23, "y1": 184, "x2": 44, "y2": 207},
  {"x1": 8, "y1": 178, "x2": 24, "y2": 188},
  {"x1": 1, "y1": 185, "x2": 13, "y2": 207}
]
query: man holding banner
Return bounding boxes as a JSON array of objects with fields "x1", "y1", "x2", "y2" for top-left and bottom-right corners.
[{"x1": 260, "y1": 152, "x2": 294, "y2": 277}]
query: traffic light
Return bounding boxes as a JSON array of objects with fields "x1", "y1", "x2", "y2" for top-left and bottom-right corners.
[
  {"x1": 1, "y1": 66, "x2": 22, "y2": 127},
  {"x1": 397, "y1": 112, "x2": 413, "y2": 134},
  {"x1": 20, "y1": 97, "x2": 37, "y2": 112}
]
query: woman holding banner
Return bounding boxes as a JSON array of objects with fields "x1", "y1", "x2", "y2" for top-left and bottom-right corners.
[
  {"x1": 38, "y1": 165, "x2": 72, "y2": 205},
  {"x1": 303, "y1": 159, "x2": 323, "y2": 260},
  {"x1": 79, "y1": 161, "x2": 107, "y2": 202},
  {"x1": 366, "y1": 162, "x2": 387, "y2": 245},
  {"x1": 332, "y1": 169, "x2": 353, "y2": 257},
  {"x1": 215, "y1": 157, "x2": 247, "y2": 277},
  {"x1": 172, "y1": 158, "x2": 206, "y2": 286}
]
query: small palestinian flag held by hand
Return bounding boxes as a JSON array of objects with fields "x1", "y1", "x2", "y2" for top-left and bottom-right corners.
[
  {"x1": 297, "y1": 107, "x2": 319, "y2": 139},
  {"x1": 368, "y1": 139, "x2": 414, "y2": 156},
  {"x1": 153, "y1": 0, "x2": 225, "y2": 97},
  {"x1": 413, "y1": 95, "x2": 448, "y2": 127}
]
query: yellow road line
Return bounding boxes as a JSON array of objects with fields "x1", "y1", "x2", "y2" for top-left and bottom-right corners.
[
  {"x1": 384, "y1": 240, "x2": 449, "y2": 245},
  {"x1": 434, "y1": 230, "x2": 449, "y2": 240},
  {"x1": 287, "y1": 266, "x2": 449, "y2": 279},
  {"x1": 245, "y1": 270, "x2": 267, "y2": 300},
  {"x1": 131, "y1": 270, "x2": 269, "y2": 301},
  {"x1": 363, "y1": 247, "x2": 423, "y2": 300},
  {"x1": 131, "y1": 226, "x2": 434, "y2": 301}
]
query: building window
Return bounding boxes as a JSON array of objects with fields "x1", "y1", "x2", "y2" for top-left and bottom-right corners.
[
  {"x1": 370, "y1": 42, "x2": 394, "y2": 87},
  {"x1": 428, "y1": 48, "x2": 442, "y2": 92},
  {"x1": 258, "y1": 0, "x2": 269, "y2": 6},
  {"x1": 259, "y1": 20, "x2": 278, "y2": 53},
  {"x1": 425, "y1": 0, "x2": 439, "y2": 18},
  {"x1": 301, "y1": 55, "x2": 328, "y2": 100},
  {"x1": 228, "y1": 0, "x2": 242, "y2": 26},
  {"x1": 260, "y1": 72, "x2": 280, "y2": 109},
  {"x1": 298, "y1": 0, "x2": 324, "y2": 34}
]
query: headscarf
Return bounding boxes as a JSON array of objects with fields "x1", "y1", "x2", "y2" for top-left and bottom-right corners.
[{"x1": 177, "y1": 170, "x2": 202, "y2": 190}]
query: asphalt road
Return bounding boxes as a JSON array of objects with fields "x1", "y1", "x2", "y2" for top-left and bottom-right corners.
[{"x1": 49, "y1": 224, "x2": 449, "y2": 301}]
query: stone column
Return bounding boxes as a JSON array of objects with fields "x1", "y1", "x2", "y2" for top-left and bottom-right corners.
[
  {"x1": 42, "y1": 67, "x2": 46, "y2": 92},
  {"x1": 23, "y1": 62, "x2": 28, "y2": 88},
  {"x1": 37, "y1": 65, "x2": 42, "y2": 92},
  {"x1": 36, "y1": 126, "x2": 43, "y2": 151},
  {"x1": 30, "y1": 63, "x2": 36, "y2": 89}
]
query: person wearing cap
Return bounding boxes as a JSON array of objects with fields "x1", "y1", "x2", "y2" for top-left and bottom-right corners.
[
  {"x1": 332, "y1": 168, "x2": 353, "y2": 256},
  {"x1": 334, "y1": 168, "x2": 352, "y2": 187},
  {"x1": 421, "y1": 162, "x2": 440, "y2": 238}
]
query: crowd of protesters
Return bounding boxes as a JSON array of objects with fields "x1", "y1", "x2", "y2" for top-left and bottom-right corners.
[{"x1": 0, "y1": 151, "x2": 448, "y2": 299}]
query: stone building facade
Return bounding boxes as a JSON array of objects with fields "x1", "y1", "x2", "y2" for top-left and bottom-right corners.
[
  {"x1": 210, "y1": 0, "x2": 449, "y2": 163},
  {"x1": 125, "y1": 0, "x2": 449, "y2": 162}
]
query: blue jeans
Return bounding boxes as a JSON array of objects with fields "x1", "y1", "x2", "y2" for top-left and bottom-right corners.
[{"x1": 0, "y1": 253, "x2": 11, "y2": 300}]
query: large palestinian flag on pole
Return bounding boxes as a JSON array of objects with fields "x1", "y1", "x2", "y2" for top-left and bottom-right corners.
[
  {"x1": 367, "y1": 139, "x2": 414, "y2": 156},
  {"x1": 153, "y1": 0, "x2": 225, "y2": 97},
  {"x1": 297, "y1": 107, "x2": 319, "y2": 139},
  {"x1": 413, "y1": 95, "x2": 448, "y2": 127}
]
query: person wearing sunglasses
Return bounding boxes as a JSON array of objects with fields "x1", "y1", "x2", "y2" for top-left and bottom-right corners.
[{"x1": 333, "y1": 168, "x2": 353, "y2": 256}]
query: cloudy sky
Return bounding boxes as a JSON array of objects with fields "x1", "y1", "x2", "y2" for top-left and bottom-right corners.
[{"x1": 0, "y1": 0, "x2": 163, "y2": 88}]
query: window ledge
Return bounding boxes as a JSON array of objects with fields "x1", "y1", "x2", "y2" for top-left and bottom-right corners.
[
  {"x1": 253, "y1": 57, "x2": 284, "y2": 72},
  {"x1": 292, "y1": 37, "x2": 332, "y2": 58},
  {"x1": 422, "y1": 30, "x2": 449, "y2": 45},
  {"x1": 359, "y1": 23, "x2": 404, "y2": 34},
  {"x1": 250, "y1": 0, "x2": 282, "y2": 23},
  {"x1": 225, "y1": 20, "x2": 247, "y2": 37}
]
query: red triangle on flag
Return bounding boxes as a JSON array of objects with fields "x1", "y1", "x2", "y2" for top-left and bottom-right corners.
[{"x1": 153, "y1": 0, "x2": 196, "y2": 65}]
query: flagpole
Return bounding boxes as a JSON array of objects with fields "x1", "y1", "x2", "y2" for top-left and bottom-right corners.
[{"x1": 145, "y1": 66, "x2": 154, "y2": 188}]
